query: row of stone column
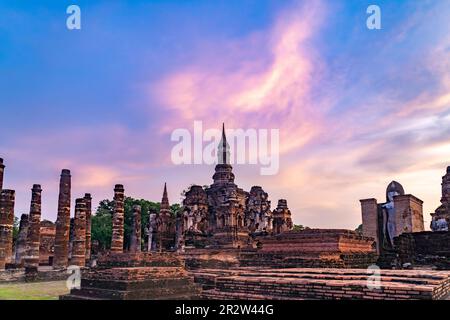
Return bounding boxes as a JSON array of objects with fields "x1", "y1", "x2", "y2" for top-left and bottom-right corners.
[
  {"x1": 0, "y1": 159, "x2": 94, "y2": 271},
  {"x1": 53, "y1": 169, "x2": 93, "y2": 268},
  {"x1": 0, "y1": 157, "x2": 144, "y2": 270}
]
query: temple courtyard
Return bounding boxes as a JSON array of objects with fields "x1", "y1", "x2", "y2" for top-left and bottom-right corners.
[{"x1": 0, "y1": 281, "x2": 68, "y2": 300}]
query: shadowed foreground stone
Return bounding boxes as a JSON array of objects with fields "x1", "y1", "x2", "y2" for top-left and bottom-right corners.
[
  {"x1": 194, "y1": 267, "x2": 450, "y2": 300},
  {"x1": 53, "y1": 169, "x2": 71, "y2": 269},
  {"x1": 0, "y1": 189, "x2": 15, "y2": 269},
  {"x1": 61, "y1": 253, "x2": 201, "y2": 300}
]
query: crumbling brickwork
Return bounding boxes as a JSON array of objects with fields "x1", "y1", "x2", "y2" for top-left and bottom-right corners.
[
  {"x1": 53, "y1": 169, "x2": 71, "y2": 268},
  {"x1": 25, "y1": 185, "x2": 42, "y2": 274},
  {"x1": 111, "y1": 184, "x2": 125, "y2": 253},
  {"x1": 71, "y1": 198, "x2": 87, "y2": 267},
  {"x1": 0, "y1": 189, "x2": 15, "y2": 269}
]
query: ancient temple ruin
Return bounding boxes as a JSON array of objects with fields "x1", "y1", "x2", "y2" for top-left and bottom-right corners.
[
  {"x1": 0, "y1": 145, "x2": 449, "y2": 299},
  {"x1": 176, "y1": 125, "x2": 293, "y2": 251}
]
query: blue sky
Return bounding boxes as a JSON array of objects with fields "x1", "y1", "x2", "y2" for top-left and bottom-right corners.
[{"x1": 1, "y1": 0, "x2": 449, "y2": 229}]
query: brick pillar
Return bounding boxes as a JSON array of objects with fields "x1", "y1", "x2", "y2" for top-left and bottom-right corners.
[
  {"x1": 130, "y1": 205, "x2": 141, "y2": 253},
  {"x1": 111, "y1": 184, "x2": 125, "y2": 253},
  {"x1": 53, "y1": 169, "x2": 71, "y2": 269},
  {"x1": 24, "y1": 184, "x2": 42, "y2": 274},
  {"x1": 15, "y1": 213, "x2": 29, "y2": 266},
  {"x1": 0, "y1": 190, "x2": 15, "y2": 269},
  {"x1": 84, "y1": 193, "x2": 92, "y2": 262},
  {"x1": 0, "y1": 158, "x2": 4, "y2": 191},
  {"x1": 360, "y1": 198, "x2": 379, "y2": 253},
  {"x1": 68, "y1": 217, "x2": 74, "y2": 260},
  {"x1": 71, "y1": 198, "x2": 86, "y2": 267},
  {"x1": 394, "y1": 195, "x2": 424, "y2": 235}
]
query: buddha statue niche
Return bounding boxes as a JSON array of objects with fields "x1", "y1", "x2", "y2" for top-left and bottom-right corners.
[{"x1": 379, "y1": 181, "x2": 405, "y2": 249}]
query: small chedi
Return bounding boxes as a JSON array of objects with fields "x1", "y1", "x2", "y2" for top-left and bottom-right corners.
[{"x1": 430, "y1": 166, "x2": 450, "y2": 231}]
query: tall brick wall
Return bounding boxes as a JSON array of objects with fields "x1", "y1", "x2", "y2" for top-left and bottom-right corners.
[
  {"x1": 360, "y1": 199, "x2": 379, "y2": 252},
  {"x1": 394, "y1": 195, "x2": 424, "y2": 235}
]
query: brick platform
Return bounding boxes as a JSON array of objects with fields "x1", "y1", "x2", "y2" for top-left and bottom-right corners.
[
  {"x1": 61, "y1": 252, "x2": 201, "y2": 300},
  {"x1": 193, "y1": 268, "x2": 450, "y2": 300},
  {"x1": 240, "y1": 229, "x2": 377, "y2": 269}
]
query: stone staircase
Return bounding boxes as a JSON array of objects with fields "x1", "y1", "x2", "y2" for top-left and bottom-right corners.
[{"x1": 192, "y1": 267, "x2": 450, "y2": 300}]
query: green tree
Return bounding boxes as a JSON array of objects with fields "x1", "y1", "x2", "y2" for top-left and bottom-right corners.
[
  {"x1": 91, "y1": 197, "x2": 181, "y2": 252},
  {"x1": 292, "y1": 224, "x2": 309, "y2": 231}
]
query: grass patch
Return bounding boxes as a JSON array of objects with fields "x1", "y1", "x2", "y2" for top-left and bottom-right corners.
[{"x1": 0, "y1": 281, "x2": 69, "y2": 300}]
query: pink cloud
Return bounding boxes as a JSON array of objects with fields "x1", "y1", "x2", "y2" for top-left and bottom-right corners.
[{"x1": 152, "y1": 0, "x2": 328, "y2": 154}]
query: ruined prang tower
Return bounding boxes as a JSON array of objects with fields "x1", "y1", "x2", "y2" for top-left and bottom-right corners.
[
  {"x1": 53, "y1": 169, "x2": 71, "y2": 269},
  {"x1": 25, "y1": 184, "x2": 42, "y2": 274},
  {"x1": 111, "y1": 184, "x2": 125, "y2": 253}
]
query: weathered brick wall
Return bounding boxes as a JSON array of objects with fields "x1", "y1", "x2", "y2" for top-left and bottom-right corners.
[
  {"x1": 395, "y1": 231, "x2": 450, "y2": 269},
  {"x1": 394, "y1": 195, "x2": 424, "y2": 235},
  {"x1": 39, "y1": 220, "x2": 56, "y2": 265},
  {"x1": 238, "y1": 230, "x2": 377, "y2": 269},
  {"x1": 196, "y1": 268, "x2": 450, "y2": 300}
]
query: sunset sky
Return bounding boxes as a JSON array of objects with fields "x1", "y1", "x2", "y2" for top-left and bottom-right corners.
[{"x1": 1, "y1": 0, "x2": 449, "y2": 229}]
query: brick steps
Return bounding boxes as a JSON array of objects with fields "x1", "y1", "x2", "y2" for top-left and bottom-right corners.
[{"x1": 194, "y1": 268, "x2": 450, "y2": 300}]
